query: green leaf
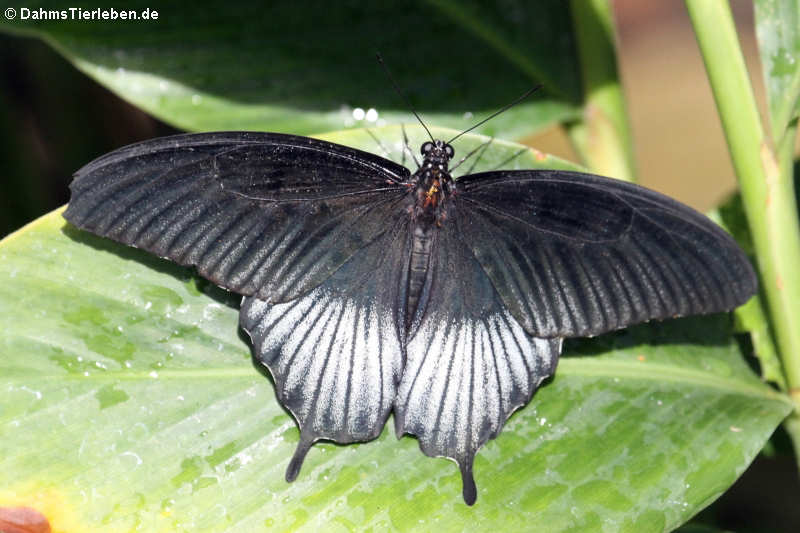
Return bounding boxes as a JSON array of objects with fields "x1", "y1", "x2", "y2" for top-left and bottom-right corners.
[
  {"x1": 0, "y1": 1, "x2": 581, "y2": 138},
  {"x1": 754, "y1": 0, "x2": 800, "y2": 142},
  {"x1": 710, "y1": 195, "x2": 786, "y2": 390},
  {"x1": 0, "y1": 127, "x2": 791, "y2": 532}
]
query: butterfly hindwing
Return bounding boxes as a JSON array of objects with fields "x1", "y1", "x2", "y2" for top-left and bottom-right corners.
[
  {"x1": 453, "y1": 170, "x2": 757, "y2": 338},
  {"x1": 65, "y1": 132, "x2": 411, "y2": 303},
  {"x1": 394, "y1": 217, "x2": 560, "y2": 505},
  {"x1": 240, "y1": 217, "x2": 412, "y2": 480}
]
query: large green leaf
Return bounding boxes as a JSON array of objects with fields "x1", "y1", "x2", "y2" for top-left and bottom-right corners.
[
  {"x1": 0, "y1": 127, "x2": 791, "y2": 532},
  {"x1": 755, "y1": 0, "x2": 800, "y2": 141},
  {"x1": 0, "y1": 1, "x2": 580, "y2": 138},
  {"x1": 711, "y1": 195, "x2": 786, "y2": 390}
]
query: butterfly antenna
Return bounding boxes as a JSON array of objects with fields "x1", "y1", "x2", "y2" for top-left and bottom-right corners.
[
  {"x1": 376, "y1": 53, "x2": 435, "y2": 143},
  {"x1": 447, "y1": 84, "x2": 543, "y2": 145}
]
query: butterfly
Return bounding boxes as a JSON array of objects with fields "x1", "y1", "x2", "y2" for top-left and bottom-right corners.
[{"x1": 64, "y1": 127, "x2": 756, "y2": 505}]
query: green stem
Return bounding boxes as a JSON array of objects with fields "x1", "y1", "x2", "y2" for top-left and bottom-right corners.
[
  {"x1": 568, "y1": 0, "x2": 636, "y2": 182},
  {"x1": 686, "y1": 1, "x2": 800, "y2": 403},
  {"x1": 777, "y1": 120, "x2": 797, "y2": 192}
]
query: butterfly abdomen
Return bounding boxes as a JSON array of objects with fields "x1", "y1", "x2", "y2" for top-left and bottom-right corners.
[{"x1": 406, "y1": 224, "x2": 435, "y2": 330}]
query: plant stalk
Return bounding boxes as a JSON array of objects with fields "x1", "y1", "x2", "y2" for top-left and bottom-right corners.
[
  {"x1": 686, "y1": 1, "x2": 800, "y2": 404},
  {"x1": 568, "y1": 0, "x2": 636, "y2": 182}
]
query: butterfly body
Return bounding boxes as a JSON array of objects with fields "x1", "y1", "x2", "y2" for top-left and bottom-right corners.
[
  {"x1": 403, "y1": 139, "x2": 457, "y2": 329},
  {"x1": 64, "y1": 129, "x2": 756, "y2": 505}
]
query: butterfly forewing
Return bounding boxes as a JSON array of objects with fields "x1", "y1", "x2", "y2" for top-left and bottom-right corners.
[
  {"x1": 453, "y1": 170, "x2": 757, "y2": 338},
  {"x1": 64, "y1": 132, "x2": 411, "y2": 303}
]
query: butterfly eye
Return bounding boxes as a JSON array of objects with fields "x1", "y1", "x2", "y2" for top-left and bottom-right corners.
[
  {"x1": 445, "y1": 144, "x2": 454, "y2": 158},
  {"x1": 421, "y1": 142, "x2": 434, "y2": 155}
]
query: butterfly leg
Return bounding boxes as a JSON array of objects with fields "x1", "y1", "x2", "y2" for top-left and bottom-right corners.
[
  {"x1": 486, "y1": 147, "x2": 528, "y2": 172},
  {"x1": 450, "y1": 136, "x2": 494, "y2": 175},
  {"x1": 366, "y1": 128, "x2": 394, "y2": 161},
  {"x1": 402, "y1": 124, "x2": 421, "y2": 170}
]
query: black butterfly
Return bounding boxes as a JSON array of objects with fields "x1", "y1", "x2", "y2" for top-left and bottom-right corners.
[{"x1": 64, "y1": 129, "x2": 756, "y2": 505}]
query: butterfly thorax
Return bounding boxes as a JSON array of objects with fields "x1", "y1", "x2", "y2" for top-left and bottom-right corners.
[
  {"x1": 411, "y1": 140, "x2": 455, "y2": 224},
  {"x1": 405, "y1": 140, "x2": 456, "y2": 329}
]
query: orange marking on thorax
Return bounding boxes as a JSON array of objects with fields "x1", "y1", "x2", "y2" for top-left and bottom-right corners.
[{"x1": 423, "y1": 179, "x2": 440, "y2": 208}]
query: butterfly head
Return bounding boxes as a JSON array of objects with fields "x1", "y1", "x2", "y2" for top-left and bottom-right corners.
[{"x1": 421, "y1": 140, "x2": 454, "y2": 171}]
